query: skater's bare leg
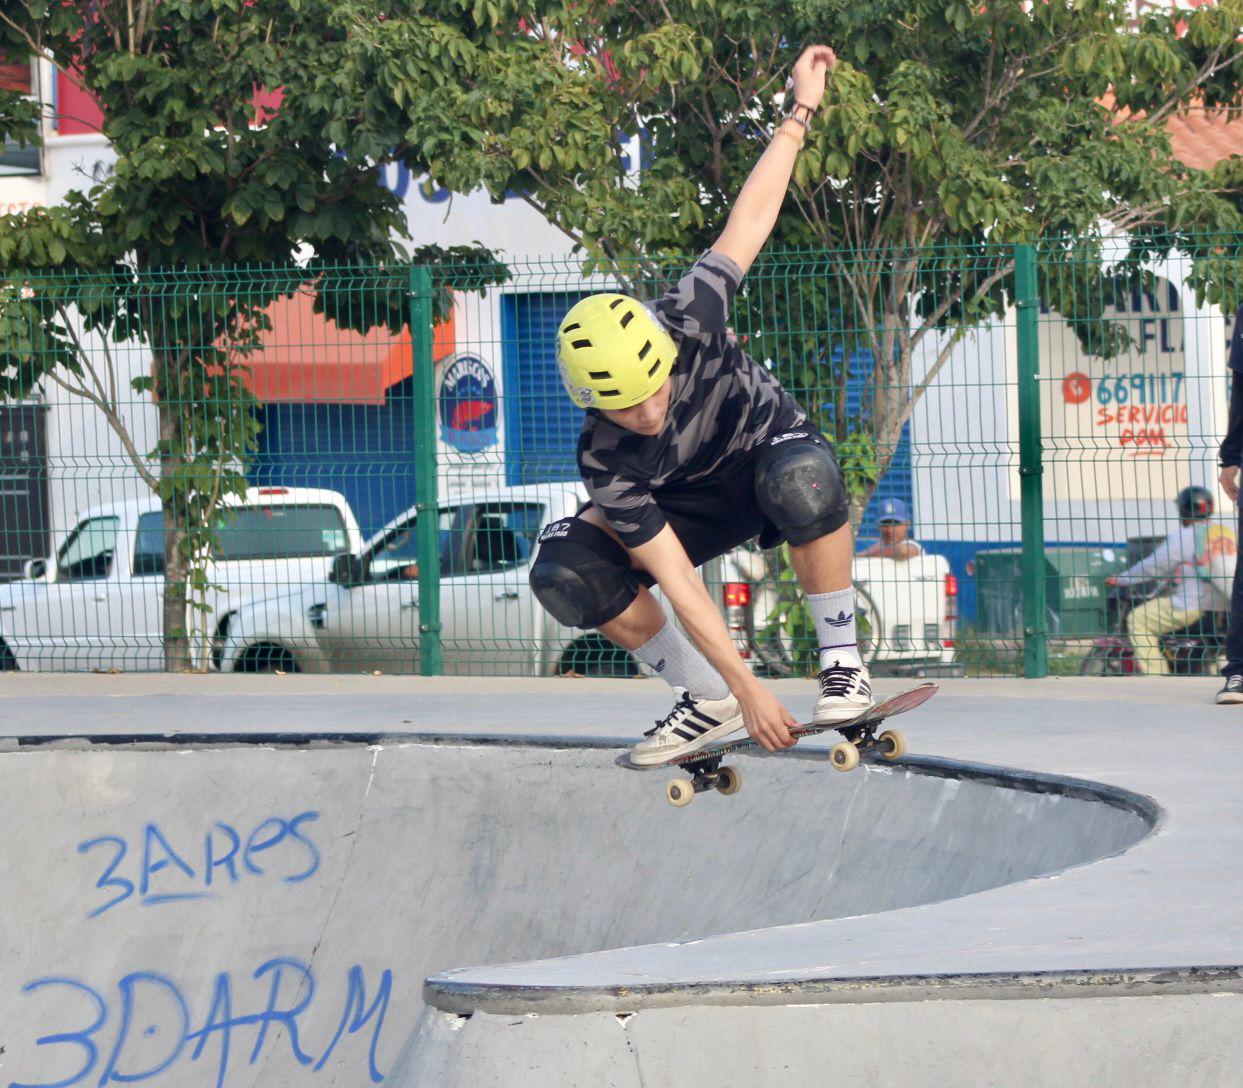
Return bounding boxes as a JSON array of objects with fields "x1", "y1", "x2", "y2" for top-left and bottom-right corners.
[
  {"x1": 787, "y1": 523, "x2": 873, "y2": 722},
  {"x1": 597, "y1": 585, "x2": 666, "y2": 650},
  {"x1": 788, "y1": 523, "x2": 852, "y2": 594}
]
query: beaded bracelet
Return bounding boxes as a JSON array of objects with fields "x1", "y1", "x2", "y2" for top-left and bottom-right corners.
[{"x1": 774, "y1": 124, "x2": 805, "y2": 149}]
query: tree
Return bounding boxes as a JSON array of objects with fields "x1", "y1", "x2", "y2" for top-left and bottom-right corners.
[
  {"x1": 0, "y1": 1, "x2": 506, "y2": 669},
  {"x1": 395, "y1": 0, "x2": 1243, "y2": 513}
]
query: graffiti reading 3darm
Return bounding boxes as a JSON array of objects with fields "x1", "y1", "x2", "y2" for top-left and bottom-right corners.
[{"x1": 9, "y1": 809, "x2": 398, "y2": 1087}]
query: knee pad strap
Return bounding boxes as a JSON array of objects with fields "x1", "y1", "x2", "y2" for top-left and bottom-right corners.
[{"x1": 528, "y1": 517, "x2": 640, "y2": 629}]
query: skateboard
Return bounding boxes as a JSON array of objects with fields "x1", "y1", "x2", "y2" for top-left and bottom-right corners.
[{"x1": 616, "y1": 682, "x2": 938, "y2": 807}]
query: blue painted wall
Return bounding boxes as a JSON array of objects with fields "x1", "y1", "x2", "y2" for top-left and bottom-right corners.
[{"x1": 249, "y1": 377, "x2": 418, "y2": 538}]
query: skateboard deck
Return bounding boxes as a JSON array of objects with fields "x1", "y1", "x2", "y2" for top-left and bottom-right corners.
[{"x1": 616, "y1": 682, "x2": 937, "y2": 806}]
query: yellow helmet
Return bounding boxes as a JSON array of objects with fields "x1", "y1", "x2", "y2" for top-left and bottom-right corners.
[{"x1": 556, "y1": 294, "x2": 677, "y2": 409}]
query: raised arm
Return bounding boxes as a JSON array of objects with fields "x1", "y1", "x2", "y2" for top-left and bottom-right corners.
[{"x1": 711, "y1": 45, "x2": 835, "y2": 277}]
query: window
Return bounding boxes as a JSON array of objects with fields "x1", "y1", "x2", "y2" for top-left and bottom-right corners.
[
  {"x1": 0, "y1": 50, "x2": 40, "y2": 178},
  {"x1": 132, "y1": 512, "x2": 164, "y2": 577},
  {"x1": 131, "y1": 505, "x2": 350, "y2": 568},
  {"x1": 467, "y1": 503, "x2": 543, "y2": 574},
  {"x1": 210, "y1": 504, "x2": 350, "y2": 560},
  {"x1": 367, "y1": 510, "x2": 455, "y2": 582},
  {"x1": 57, "y1": 517, "x2": 120, "y2": 582}
]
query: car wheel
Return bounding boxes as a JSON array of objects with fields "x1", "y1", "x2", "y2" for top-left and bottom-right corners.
[
  {"x1": 558, "y1": 635, "x2": 640, "y2": 678},
  {"x1": 237, "y1": 644, "x2": 301, "y2": 674}
]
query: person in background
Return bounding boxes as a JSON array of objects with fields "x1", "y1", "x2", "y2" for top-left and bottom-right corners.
[
  {"x1": 1217, "y1": 303, "x2": 1243, "y2": 703},
  {"x1": 1109, "y1": 486, "x2": 1234, "y2": 678},
  {"x1": 859, "y1": 499, "x2": 923, "y2": 561}
]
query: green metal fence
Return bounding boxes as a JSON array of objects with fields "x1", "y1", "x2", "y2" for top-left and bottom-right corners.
[{"x1": 0, "y1": 238, "x2": 1236, "y2": 677}]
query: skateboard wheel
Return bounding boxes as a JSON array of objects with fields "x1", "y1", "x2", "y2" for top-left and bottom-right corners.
[
  {"x1": 830, "y1": 742, "x2": 860, "y2": 772},
  {"x1": 878, "y1": 729, "x2": 906, "y2": 760},
  {"x1": 666, "y1": 777, "x2": 695, "y2": 807},
  {"x1": 716, "y1": 765, "x2": 743, "y2": 796}
]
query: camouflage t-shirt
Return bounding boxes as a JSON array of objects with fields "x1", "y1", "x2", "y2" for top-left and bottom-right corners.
[{"x1": 577, "y1": 250, "x2": 806, "y2": 548}]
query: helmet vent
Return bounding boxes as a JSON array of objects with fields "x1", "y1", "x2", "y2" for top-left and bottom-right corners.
[
  {"x1": 619, "y1": 310, "x2": 635, "y2": 328},
  {"x1": 599, "y1": 388, "x2": 621, "y2": 398},
  {"x1": 562, "y1": 322, "x2": 581, "y2": 333},
  {"x1": 588, "y1": 370, "x2": 611, "y2": 380},
  {"x1": 608, "y1": 298, "x2": 624, "y2": 310},
  {"x1": 637, "y1": 340, "x2": 651, "y2": 361},
  {"x1": 571, "y1": 339, "x2": 592, "y2": 349},
  {"x1": 646, "y1": 359, "x2": 661, "y2": 378}
]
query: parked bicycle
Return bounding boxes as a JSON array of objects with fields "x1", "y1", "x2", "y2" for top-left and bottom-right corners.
[{"x1": 714, "y1": 542, "x2": 879, "y2": 677}]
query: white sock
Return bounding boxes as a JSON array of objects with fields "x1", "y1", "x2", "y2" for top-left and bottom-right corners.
[
  {"x1": 809, "y1": 588, "x2": 860, "y2": 671},
  {"x1": 634, "y1": 621, "x2": 730, "y2": 701}
]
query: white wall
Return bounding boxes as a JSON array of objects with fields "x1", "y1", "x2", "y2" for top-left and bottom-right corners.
[{"x1": 910, "y1": 251, "x2": 1229, "y2": 547}]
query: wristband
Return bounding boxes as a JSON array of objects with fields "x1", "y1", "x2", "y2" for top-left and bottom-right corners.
[{"x1": 784, "y1": 101, "x2": 817, "y2": 128}]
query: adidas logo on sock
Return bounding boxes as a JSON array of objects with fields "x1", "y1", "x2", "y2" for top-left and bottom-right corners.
[
  {"x1": 826, "y1": 611, "x2": 853, "y2": 627},
  {"x1": 652, "y1": 658, "x2": 666, "y2": 673}
]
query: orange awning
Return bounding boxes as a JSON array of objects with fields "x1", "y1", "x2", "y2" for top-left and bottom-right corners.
[{"x1": 234, "y1": 288, "x2": 455, "y2": 406}]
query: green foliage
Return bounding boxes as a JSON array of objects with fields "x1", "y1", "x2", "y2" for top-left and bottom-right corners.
[
  {"x1": 0, "y1": 0, "x2": 510, "y2": 667},
  {"x1": 382, "y1": 0, "x2": 1243, "y2": 513}
]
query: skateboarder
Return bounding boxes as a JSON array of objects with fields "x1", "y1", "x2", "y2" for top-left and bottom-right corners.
[{"x1": 529, "y1": 44, "x2": 874, "y2": 766}]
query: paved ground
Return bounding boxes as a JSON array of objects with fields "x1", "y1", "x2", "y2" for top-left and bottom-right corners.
[
  {"x1": 0, "y1": 672, "x2": 1240, "y2": 1087},
  {"x1": 0, "y1": 670, "x2": 1226, "y2": 738}
]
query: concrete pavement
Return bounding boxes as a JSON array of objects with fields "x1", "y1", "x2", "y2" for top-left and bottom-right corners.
[{"x1": 0, "y1": 673, "x2": 1238, "y2": 1086}]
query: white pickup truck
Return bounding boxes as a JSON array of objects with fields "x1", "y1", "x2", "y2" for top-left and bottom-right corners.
[
  {"x1": 852, "y1": 553, "x2": 958, "y2": 672},
  {"x1": 216, "y1": 482, "x2": 643, "y2": 677},
  {"x1": 0, "y1": 487, "x2": 363, "y2": 671}
]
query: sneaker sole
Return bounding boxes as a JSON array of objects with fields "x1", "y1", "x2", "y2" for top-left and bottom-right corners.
[
  {"x1": 629, "y1": 721, "x2": 747, "y2": 766},
  {"x1": 1217, "y1": 692, "x2": 1243, "y2": 704},
  {"x1": 812, "y1": 702, "x2": 874, "y2": 726}
]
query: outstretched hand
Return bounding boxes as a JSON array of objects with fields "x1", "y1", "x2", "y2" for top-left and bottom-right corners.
[{"x1": 790, "y1": 45, "x2": 837, "y2": 113}]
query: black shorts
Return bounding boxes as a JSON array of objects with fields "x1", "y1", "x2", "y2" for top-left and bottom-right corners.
[{"x1": 582, "y1": 428, "x2": 841, "y2": 578}]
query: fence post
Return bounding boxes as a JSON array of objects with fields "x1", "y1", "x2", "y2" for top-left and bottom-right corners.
[
  {"x1": 1015, "y1": 243, "x2": 1048, "y2": 678},
  {"x1": 409, "y1": 265, "x2": 442, "y2": 676}
]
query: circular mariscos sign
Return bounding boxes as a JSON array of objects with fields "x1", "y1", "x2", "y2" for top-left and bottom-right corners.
[{"x1": 438, "y1": 353, "x2": 498, "y2": 453}]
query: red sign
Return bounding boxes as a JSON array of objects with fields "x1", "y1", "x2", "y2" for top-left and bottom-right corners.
[{"x1": 1062, "y1": 372, "x2": 1092, "y2": 405}]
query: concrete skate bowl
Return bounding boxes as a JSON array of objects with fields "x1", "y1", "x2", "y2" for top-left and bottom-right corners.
[{"x1": 0, "y1": 734, "x2": 1156, "y2": 1088}]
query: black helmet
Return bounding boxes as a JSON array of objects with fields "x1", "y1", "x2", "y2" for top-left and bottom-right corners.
[{"x1": 1176, "y1": 485, "x2": 1214, "y2": 520}]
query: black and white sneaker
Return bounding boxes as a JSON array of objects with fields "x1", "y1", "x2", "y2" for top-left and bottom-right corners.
[
  {"x1": 629, "y1": 692, "x2": 745, "y2": 766},
  {"x1": 812, "y1": 654, "x2": 873, "y2": 725},
  {"x1": 1217, "y1": 675, "x2": 1243, "y2": 704}
]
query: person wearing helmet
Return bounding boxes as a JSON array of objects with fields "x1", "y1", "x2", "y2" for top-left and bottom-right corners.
[
  {"x1": 1109, "y1": 486, "x2": 1235, "y2": 675},
  {"x1": 859, "y1": 498, "x2": 923, "y2": 561},
  {"x1": 529, "y1": 44, "x2": 866, "y2": 765}
]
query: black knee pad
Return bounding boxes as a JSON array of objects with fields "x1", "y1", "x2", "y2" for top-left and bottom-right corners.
[
  {"x1": 754, "y1": 433, "x2": 849, "y2": 546},
  {"x1": 528, "y1": 517, "x2": 640, "y2": 629}
]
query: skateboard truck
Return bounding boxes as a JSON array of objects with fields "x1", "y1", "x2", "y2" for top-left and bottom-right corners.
[{"x1": 668, "y1": 755, "x2": 744, "y2": 806}]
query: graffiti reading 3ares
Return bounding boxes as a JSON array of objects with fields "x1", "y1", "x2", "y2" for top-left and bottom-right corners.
[{"x1": 77, "y1": 812, "x2": 322, "y2": 918}]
